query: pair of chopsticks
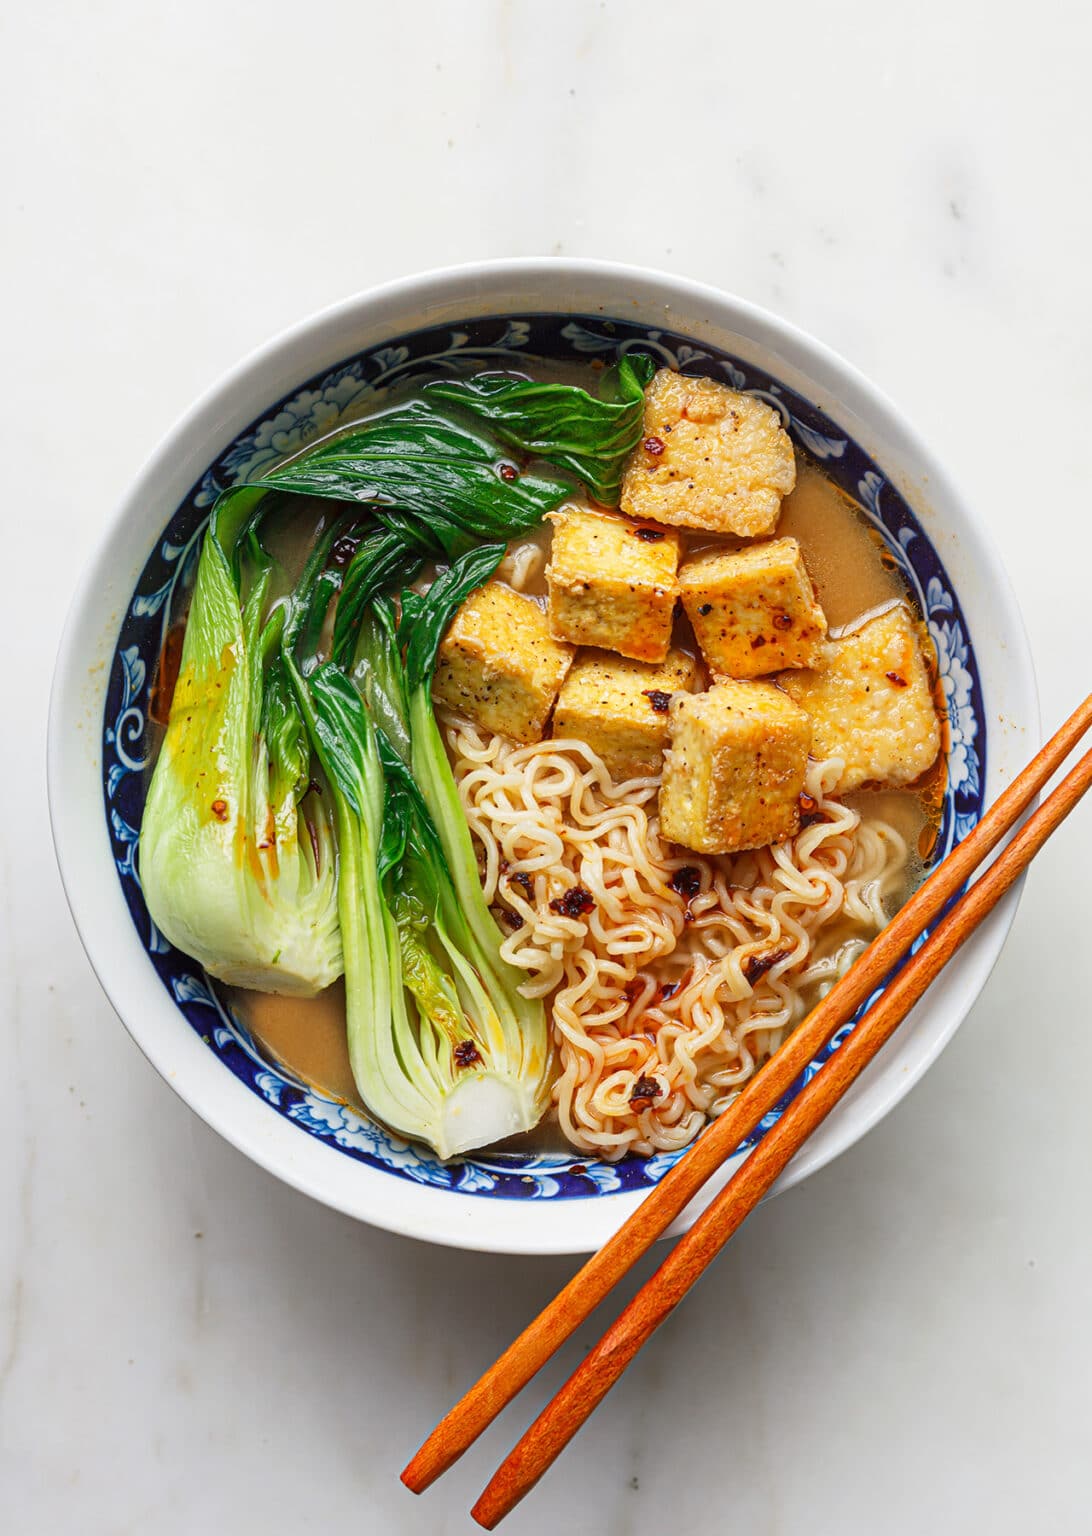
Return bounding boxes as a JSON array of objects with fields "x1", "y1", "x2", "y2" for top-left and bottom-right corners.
[{"x1": 403, "y1": 694, "x2": 1092, "y2": 1527}]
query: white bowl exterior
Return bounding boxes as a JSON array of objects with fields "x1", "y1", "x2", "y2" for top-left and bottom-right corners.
[{"x1": 48, "y1": 260, "x2": 1039, "y2": 1253}]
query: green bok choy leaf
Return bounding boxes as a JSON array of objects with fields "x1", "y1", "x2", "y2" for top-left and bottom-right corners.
[
  {"x1": 208, "y1": 396, "x2": 581, "y2": 669},
  {"x1": 424, "y1": 353, "x2": 657, "y2": 506}
]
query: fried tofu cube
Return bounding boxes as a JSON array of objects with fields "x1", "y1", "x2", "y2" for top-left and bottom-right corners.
[
  {"x1": 553, "y1": 648, "x2": 700, "y2": 782},
  {"x1": 679, "y1": 537, "x2": 827, "y2": 679},
  {"x1": 778, "y1": 604, "x2": 941, "y2": 791},
  {"x1": 620, "y1": 368, "x2": 796, "y2": 536},
  {"x1": 546, "y1": 504, "x2": 680, "y2": 663},
  {"x1": 432, "y1": 582, "x2": 573, "y2": 744},
  {"x1": 659, "y1": 682, "x2": 811, "y2": 855}
]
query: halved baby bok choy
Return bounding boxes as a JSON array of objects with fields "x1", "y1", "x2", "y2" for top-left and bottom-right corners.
[
  {"x1": 140, "y1": 493, "x2": 342, "y2": 995},
  {"x1": 285, "y1": 541, "x2": 554, "y2": 1158}
]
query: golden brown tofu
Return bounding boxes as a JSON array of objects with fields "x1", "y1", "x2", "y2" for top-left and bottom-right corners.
[
  {"x1": 778, "y1": 603, "x2": 941, "y2": 791},
  {"x1": 553, "y1": 648, "x2": 700, "y2": 782},
  {"x1": 679, "y1": 537, "x2": 827, "y2": 679},
  {"x1": 545, "y1": 504, "x2": 680, "y2": 663},
  {"x1": 659, "y1": 681, "x2": 811, "y2": 855},
  {"x1": 620, "y1": 368, "x2": 796, "y2": 536},
  {"x1": 432, "y1": 582, "x2": 573, "y2": 744}
]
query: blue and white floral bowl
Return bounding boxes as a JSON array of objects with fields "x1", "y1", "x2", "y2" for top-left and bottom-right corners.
[{"x1": 48, "y1": 262, "x2": 1037, "y2": 1254}]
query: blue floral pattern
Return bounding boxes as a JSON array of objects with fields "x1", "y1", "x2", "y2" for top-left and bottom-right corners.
[{"x1": 102, "y1": 313, "x2": 986, "y2": 1200}]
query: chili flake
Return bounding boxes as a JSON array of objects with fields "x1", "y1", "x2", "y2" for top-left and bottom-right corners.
[
  {"x1": 329, "y1": 532, "x2": 362, "y2": 569},
  {"x1": 668, "y1": 866, "x2": 701, "y2": 898},
  {"x1": 550, "y1": 886, "x2": 595, "y2": 919},
  {"x1": 742, "y1": 948, "x2": 788, "y2": 985},
  {"x1": 630, "y1": 1076, "x2": 663, "y2": 1109}
]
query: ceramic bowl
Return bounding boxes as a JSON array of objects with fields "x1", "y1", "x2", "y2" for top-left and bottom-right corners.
[{"x1": 48, "y1": 260, "x2": 1037, "y2": 1254}]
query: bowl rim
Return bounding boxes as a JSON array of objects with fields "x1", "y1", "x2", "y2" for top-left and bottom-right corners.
[{"x1": 48, "y1": 257, "x2": 1040, "y2": 1254}]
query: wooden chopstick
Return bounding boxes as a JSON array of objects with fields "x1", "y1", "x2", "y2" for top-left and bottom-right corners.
[
  {"x1": 471, "y1": 738, "x2": 1092, "y2": 1528},
  {"x1": 402, "y1": 694, "x2": 1092, "y2": 1498}
]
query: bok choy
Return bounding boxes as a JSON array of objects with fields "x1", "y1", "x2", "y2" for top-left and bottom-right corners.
[
  {"x1": 288, "y1": 543, "x2": 553, "y2": 1158},
  {"x1": 140, "y1": 494, "x2": 342, "y2": 995}
]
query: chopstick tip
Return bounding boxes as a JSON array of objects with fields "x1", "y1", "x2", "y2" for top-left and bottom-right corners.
[
  {"x1": 470, "y1": 1493, "x2": 502, "y2": 1530},
  {"x1": 399, "y1": 1458, "x2": 427, "y2": 1495}
]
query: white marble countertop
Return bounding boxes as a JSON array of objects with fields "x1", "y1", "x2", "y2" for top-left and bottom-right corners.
[{"x1": 4, "y1": 2, "x2": 1091, "y2": 1530}]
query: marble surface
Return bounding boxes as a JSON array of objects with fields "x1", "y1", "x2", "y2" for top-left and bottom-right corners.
[{"x1": 4, "y1": 2, "x2": 1091, "y2": 1530}]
